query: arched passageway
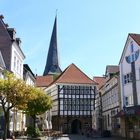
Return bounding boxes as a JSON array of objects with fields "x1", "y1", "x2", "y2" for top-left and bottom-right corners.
[{"x1": 71, "y1": 119, "x2": 81, "y2": 134}]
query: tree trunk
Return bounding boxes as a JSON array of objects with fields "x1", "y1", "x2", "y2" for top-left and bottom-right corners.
[
  {"x1": 3, "y1": 111, "x2": 10, "y2": 140},
  {"x1": 32, "y1": 115, "x2": 36, "y2": 137},
  {"x1": 33, "y1": 115, "x2": 36, "y2": 130}
]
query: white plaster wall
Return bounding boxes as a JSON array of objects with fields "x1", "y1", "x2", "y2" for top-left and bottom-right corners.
[
  {"x1": 11, "y1": 44, "x2": 24, "y2": 79},
  {"x1": 120, "y1": 36, "x2": 140, "y2": 106},
  {"x1": 123, "y1": 84, "x2": 133, "y2": 96},
  {"x1": 26, "y1": 76, "x2": 34, "y2": 86}
]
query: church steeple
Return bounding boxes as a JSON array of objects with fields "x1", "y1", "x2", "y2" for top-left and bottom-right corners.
[{"x1": 43, "y1": 16, "x2": 62, "y2": 76}]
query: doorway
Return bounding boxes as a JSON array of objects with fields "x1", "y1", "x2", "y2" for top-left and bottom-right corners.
[{"x1": 71, "y1": 119, "x2": 81, "y2": 134}]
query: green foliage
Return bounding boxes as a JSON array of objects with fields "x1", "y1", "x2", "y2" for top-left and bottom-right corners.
[
  {"x1": 0, "y1": 70, "x2": 52, "y2": 139},
  {"x1": 24, "y1": 88, "x2": 52, "y2": 116},
  {"x1": 0, "y1": 71, "x2": 34, "y2": 111},
  {"x1": 0, "y1": 71, "x2": 35, "y2": 140},
  {"x1": 26, "y1": 126, "x2": 41, "y2": 138}
]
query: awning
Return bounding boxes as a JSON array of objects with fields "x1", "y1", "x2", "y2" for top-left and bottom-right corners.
[{"x1": 114, "y1": 105, "x2": 140, "y2": 118}]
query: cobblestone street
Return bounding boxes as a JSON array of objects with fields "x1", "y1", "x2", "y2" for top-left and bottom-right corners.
[
  {"x1": 0, "y1": 134, "x2": 126, "y2": 140},
  {"x1": 44, "y1": 134, "x2": 126, "y2": 140}
]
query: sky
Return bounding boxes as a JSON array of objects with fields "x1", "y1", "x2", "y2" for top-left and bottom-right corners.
[{"x1": 1, "y1": 0, "x2": 140, "y2": 78}]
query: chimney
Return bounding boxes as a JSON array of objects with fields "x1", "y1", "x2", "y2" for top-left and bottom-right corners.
[
  {"x1": 0, "y1": 15, "x2": 4, "y2": 19},
  {"x1": 16, "y1": 38, "x2": 21, "y2": 46},
  {"x1": 7, "y1": 28, "x2": 16, "y2": 40}
]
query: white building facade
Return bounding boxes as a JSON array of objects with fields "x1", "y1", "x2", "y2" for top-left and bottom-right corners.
[
  {"x1": 0, "y1": 15, "x2": 25, "y2": 132},
  {"x1": 119, "y1": 34, "x2": 140, "y2": 139},
  {"x1": 120, "y1": 34, "x2": 140, "y2": 107},
  {"x1": 101, "y1": 75, "x2": 121, "y2": 134}
]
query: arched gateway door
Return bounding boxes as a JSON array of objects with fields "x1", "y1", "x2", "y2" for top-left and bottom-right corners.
[{"x1": 71, "y1": 119, "x2": 81, "y2": 134}]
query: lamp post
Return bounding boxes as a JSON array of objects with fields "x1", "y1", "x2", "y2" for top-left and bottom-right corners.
[{"x1": 123, "y1": 106, "x2": 128, "y2": 140}]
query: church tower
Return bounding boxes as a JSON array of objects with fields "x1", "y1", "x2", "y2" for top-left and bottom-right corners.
[{"x1": 43, "y1": 16, "x2": 62, "y2": 76}]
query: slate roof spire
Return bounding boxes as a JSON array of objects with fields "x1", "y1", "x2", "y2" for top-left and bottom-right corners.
[{"x1": 43, "y1": 16, "x2": 62, "y2": 76}]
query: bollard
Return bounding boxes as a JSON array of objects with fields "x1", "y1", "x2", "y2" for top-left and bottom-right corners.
[{"x1": 12, "y1": 135, "x2": 15, "y2": 140}]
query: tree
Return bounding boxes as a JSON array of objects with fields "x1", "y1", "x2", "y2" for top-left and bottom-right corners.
[
  {"x1": 0, "y1": 71, "x2": 34, "y2": 140},
  {"x1": 24, "y1": 88, "x2": 52, "y2": 137}
]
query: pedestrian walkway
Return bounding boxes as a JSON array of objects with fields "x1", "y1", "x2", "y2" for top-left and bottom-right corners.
[
  {"x1": 43, "y1": 134, "x2": 126, "y2": 140},
  {"x1": 0, "y1": 134, "x2": 126, "y2": 140}
]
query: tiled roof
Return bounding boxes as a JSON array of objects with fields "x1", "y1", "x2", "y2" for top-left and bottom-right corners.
[
  {"x1": 51, "y1": 63, "x2": 97, "y2": 85},
  {"x1": 93, "y1": 76, "x2": 106, "y2": 89},
  {"x1": 0, "y1": 15, "x2": 25, "y2": 71},
  {"x1": 0, "y1": 16, "x2": 12, "y2": 70},
  {"x1": 35, "y1": 75, "x2": 54, "y2": 87},
  {"x1": 106, "y1": 65, "x2": 119, "y2": 75},
  {"x1": 129, "y1": 33, "x2": 140, "y2": 46}
]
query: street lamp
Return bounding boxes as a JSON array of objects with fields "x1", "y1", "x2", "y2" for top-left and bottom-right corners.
[{"x1": 123, "y1": 106, "x2": 127, "y2": 140}]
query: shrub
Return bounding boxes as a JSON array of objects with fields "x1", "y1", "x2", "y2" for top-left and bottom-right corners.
[{"x1": 26, "y1": 126, "x2": 41, "y2": 138}]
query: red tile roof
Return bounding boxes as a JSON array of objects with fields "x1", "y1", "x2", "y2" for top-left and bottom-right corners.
[
  {"x1": 93, "y1": 76, "x2": 106, "y2": 89},
  {"x1": 50, "y1": 63, "x2": 97, "y2": 85},
  {"x1": 35, "y1": 75, "x2": 54, "y2": 87},
  {"x1": 129, "y1": 33, "x2": 140, "y2": 46},
  {"x1": 106, "y1": 65, "x2": 119, "y2": 75}
]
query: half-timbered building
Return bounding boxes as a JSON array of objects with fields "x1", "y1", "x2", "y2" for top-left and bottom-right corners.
[{"x1": 45, "y1": 63, "x2": 97, "y2": 133}]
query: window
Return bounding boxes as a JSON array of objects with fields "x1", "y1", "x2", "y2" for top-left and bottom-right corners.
[
  {"x1": 76, "y1": 105, "x2": 79, "y2": 110},
  {"x1": 129, "y1": 95, "x2": 133, "y2": 105},
  {"x1": 67, "y1": 99, "x2": 71, "y2": 105},
  {"x1": 86, "y1": 105, "x2": 90, "y2": 110},
  {"x1": 86, "y1": 86, "x2": 90, "y2": 94},
  {"x1": 64, "y1": 99, "x2": 67, "y2": 105},
  {"x1": 14, "y1": 56, "x2": 16, "y2": 69},
  {"x1": 124, "y1": 73, "x2": 132, "y2": 84},
  {"x1": 67, "y1": 86, "x2": 70, "y2": 94},
  {"x1": 76, "y1": 99, "x2": 79, "y2": 104},
  {"x1": 75, "y1": 86, "x2": 79, "y2": 94},
  {"x1": 72, "y1": 104, "x2": 75, "y2": 110},
  {"x1": 72, "y1": 99, "x2": 75, "y2": 105},
  {"x1": 17, "y1": 60, "x2": 19, "y2": 72},
  {"x1": 64, "y1": 105, "x2": 68, "y2": 110},
  {"x1": 80, "y1": 105, "x2": 83, "y2": 110},
  {"x1": 125, "y1": 96, "x2": 134, "y2": 106},
  {"x1": 20, "y1": 63, "x2": 22, "y2": 74},
  {"x1": 108, "y1": 114, "x2": 110, "y2": 126},
  {"x1": 80, "y1": 99, "x2": 83, "y2": 105},
  {"x1": 125, "y1": 97, "x2": 129, "y2": 106}
]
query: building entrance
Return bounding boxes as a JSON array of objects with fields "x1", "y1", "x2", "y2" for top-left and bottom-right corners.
[{"x1": 71, "y1": 119, "x2": 81, "y2": 134}]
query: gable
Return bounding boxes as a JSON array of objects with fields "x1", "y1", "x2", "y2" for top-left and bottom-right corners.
[
  {"x1": 52, "y1": 63, "x2": 97, "y2": 85},
  {"x1": 119, "y1": 34, "x2": 140, "y2": 65}
]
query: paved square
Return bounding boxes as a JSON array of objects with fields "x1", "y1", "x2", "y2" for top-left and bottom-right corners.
[{"x1": 44, "y1": 134, "x2": 125, "y2": 140}]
